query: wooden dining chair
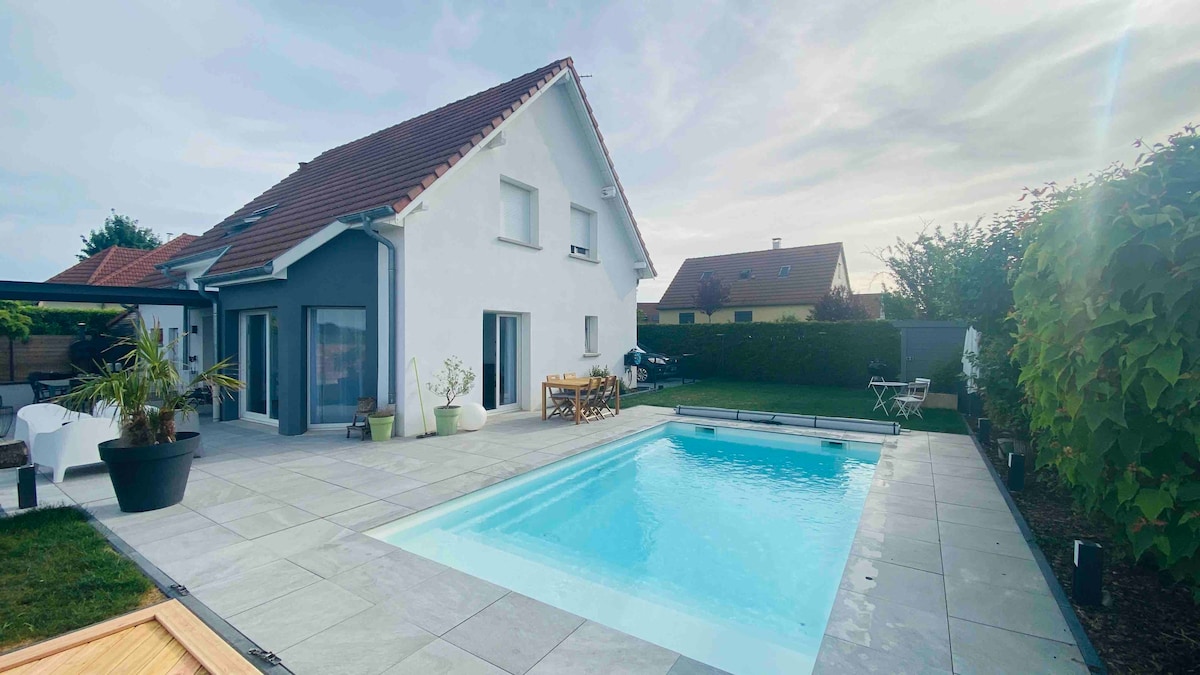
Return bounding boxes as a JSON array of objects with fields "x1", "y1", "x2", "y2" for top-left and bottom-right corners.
[
  {"x1": 598, "y1": 376, "x2": 619, "y2": 418},
  {"x1": 547, "y1": 375, "x2": 574, "y2": 418},
  {"x1": 581, "y1": 377, "x2": 605, "y2": 422},
  {"x1": 562, "y1": 372, "x2": 577, "y2": 379}
]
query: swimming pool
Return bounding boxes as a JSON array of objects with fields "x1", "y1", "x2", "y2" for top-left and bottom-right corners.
[{"x1": 370, "y1": 422, "x2": 880, "y2": 674}]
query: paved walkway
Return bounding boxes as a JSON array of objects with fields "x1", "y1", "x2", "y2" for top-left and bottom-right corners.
[{"x1": 0, "y1": 407, "x2": 1088, "y2": 674}]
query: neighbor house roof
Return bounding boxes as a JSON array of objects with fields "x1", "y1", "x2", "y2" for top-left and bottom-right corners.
[
  {"x1": 47, "y1": 235, "x2": 198, "y2": 288},
  {"x1": 164, "y1": 57, "x2": 653, "y2": 281},
  {"x1": 637, "y1": 302, "x2": 659, "y2": 323},
  {"x1": 657, "y1": 242, "x2": 845, "y2": 309},
  {"x1": 855, "y1": 292, "x2": 885, "y2": 319}
]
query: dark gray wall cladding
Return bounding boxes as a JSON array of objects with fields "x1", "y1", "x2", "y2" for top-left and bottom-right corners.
[
  {"x1": 219, "y1": 231, "x2": 379, "y2": 435},
  {"x1": 892, "y1": 320, "x2": 968, "y2": 382}
]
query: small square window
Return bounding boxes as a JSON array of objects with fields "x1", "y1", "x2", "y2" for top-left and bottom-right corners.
[
  {"x1": 734, "y1": 310, "x2": 753, "y2": 323},
  {"x1": 679, "y1": 312, "x2": 695, "y2": 324},
  {"x1": 739, "y1": 269, "x2": 751, "y2": 279},
  {"x1": 699, "y1": 271, "x2": 713, "y2": 281},
  {"x1": 584, "y1": 316, "x2": 599, "y2": 354},
  {"x1": 778, "y1": 266, "x2": 791, "y2": 278}
]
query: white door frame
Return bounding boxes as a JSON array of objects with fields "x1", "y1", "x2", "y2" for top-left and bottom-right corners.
[{"x1": 239, "y1": 310, "x2": 277, "y2": 426}]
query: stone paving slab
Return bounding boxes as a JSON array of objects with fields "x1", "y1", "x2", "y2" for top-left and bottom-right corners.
[{"x1": 0, "y1": 405, "x2": 1088, "y2": 674}]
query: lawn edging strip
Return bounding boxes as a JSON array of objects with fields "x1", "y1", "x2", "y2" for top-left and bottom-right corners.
[
  {"x1": 82, "y1": 508, "x2": 294, "y2": 675},
  {"x1": 965, "y1": 426, "x2": 1106, "y2": 674}
]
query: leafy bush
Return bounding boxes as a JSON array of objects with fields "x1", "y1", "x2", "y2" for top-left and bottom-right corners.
[
  {"x1": 23, "y1": 307, "x2": 123, "y2": 336},
  {"x1": 1012, "y1": 130, "x2": 1200, "y2": 594},
  {"x1": 638, "y1": 321, "x2": 900, "y2": 387},
  {"x1": 928, "y1": 356, "x2": 964, "y2": 394}
]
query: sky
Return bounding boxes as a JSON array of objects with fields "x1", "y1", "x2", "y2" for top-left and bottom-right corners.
[{"x1": 1, "y1": 0, "x2": 1197, "y2": 301}]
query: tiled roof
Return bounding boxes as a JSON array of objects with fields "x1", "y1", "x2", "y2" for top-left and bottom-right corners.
[
  {"x1": 637, "y1": 302, "x2": 659, "y2": 323},
  {"x1": 657, "y1": 243, "x2": 845, "y2": 309},
  {"x1": 167, "y1": 57, "x2": 651, "y2": 279},
  {"x1": 855, "y1": 292, "x2": 885, "y2": 319},
  {"x1": 46, "y1": 235, "x2": 199, "y2": 288}
]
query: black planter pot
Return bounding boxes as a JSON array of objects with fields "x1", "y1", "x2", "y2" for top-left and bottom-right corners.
[{"x1": 100, "y1": 432, "x2": 198, "y2": 513}]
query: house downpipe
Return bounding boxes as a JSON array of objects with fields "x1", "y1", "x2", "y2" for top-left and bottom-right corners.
[
  {"x1": 194, "y1": 280, "x2": 221, "y2": 421},
  {"x1": 358, "y1": 212, "x2": 397, "y2": 408}
]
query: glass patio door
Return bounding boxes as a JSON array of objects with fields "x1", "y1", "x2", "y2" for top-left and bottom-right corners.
[
  {"x1": 308, "y1": 307, "x2": 368, "y2": 426},
  {"x1": 483, "y1": 312, "x2": 520, "y2": 411},
  {"x1": 240, "y1": 310, "x2": 278, "y2": 423}
]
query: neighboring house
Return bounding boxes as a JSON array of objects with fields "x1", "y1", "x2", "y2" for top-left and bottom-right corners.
[
  {"x1": 148, "y1": 58, "x2": 655, "y2": 436},
  {"x1": 855, "y1": 292, "x2": 885, "y2": 320},
  {"x1": 43, "y1": 236, "x2": 202, "y2": 373},
  {"x1": 637, "y1": 302, "x2": 659, "y2": 324},
  {"x1": 656, "y1": 240, "x2": 849, "y2": 324}
]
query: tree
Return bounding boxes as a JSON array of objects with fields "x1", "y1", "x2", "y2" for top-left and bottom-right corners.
[
  {"x1": 0, "y1": 301, "x2": 32, "y2": 381},
  {"x1": 79, "y1": 210, "x2": 161, "y2": 260},
  {"x1": 692, "y1": 275, "x2": 730, "y2": 323},
  {"x1": 810, "y1": 287, "x2": 869, "y2": 321},
  {"x1": 879, "y1": 290, "x2": 917, "y2": 320}
]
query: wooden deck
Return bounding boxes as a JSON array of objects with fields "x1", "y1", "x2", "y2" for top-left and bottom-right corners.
[{"x1": 0, "y1": 600, "x2": 256, "y2": 674}]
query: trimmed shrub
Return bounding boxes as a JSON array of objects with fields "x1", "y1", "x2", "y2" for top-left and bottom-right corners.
[
  {"x1": 637, "y1": 321, "x2": 900, "y2": 387},
  {"x1": 1012, "y1": 132, "x2": 1200, "y2": 593},
  {"x1": 23, "y1": 307, "x2": 124, "y2": 336}
]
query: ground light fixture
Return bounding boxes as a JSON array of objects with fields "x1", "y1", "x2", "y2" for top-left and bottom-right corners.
[{"x1": 1074, "y1": 540, "x2": 1104, "y2": 605}]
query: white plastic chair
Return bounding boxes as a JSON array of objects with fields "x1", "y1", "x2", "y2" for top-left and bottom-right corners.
[
  {"x1": 15, "y1": 404, "x2": 90, "y2": 455},
  {"x1": 31, "y1": 416, "x2": 121, "y2": 483},
  {"x1": 894, "y1": 378, "x2": 930, "y2": 419}
]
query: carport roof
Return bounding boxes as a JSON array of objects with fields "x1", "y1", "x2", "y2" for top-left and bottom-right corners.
[{"x1": 0, "y1": 280, "x2": 209, "y2": 307}]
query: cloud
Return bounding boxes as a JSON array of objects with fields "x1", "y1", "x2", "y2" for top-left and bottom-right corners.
[{"x1": 0, "y1": 0, "x2": 1197, "y2": 300}]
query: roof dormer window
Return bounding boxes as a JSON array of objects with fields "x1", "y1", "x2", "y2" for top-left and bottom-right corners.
[
  {"x1": 739, "y1": 269, "x2": 751, "y2": 279},
  {"x1": 778, "y1": 265, "x2": 791, "y2": 278},
  {"x1": 700, "y1": 271, "x2": 713, "y2": 281},
  {"x1": 223, "y1": 204, "x2": 279, "y2": 236}
]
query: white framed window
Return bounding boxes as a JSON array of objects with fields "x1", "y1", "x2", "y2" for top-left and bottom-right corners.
[
  {"x1": 500, "y1": 178, "x2": 538, "y2": 245},
  {"x1": 584, "y1": 315, "x2": 599, "y2": 355},
  {"x1": 570, "y1": 205, "x2": 597, "y2": 260}
]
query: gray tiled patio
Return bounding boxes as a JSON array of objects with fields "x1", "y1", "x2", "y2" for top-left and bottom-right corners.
[{"x1": 0, "y1": 406, "x2": 1089, "y2": 674}]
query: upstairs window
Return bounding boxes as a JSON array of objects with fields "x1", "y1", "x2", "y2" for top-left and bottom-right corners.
[
  {"x1": 778, "y1": 265, "x2": 791, "y2": 278},
  {"x1": 500, "y1": 179, "x2": 536, "y2": 245},
  {"x1": 700, "y1": 271, "x2": 713, "y2": 281},
  {"x1": 570, "y1": 205, "x2": 596, "y2": 259}
]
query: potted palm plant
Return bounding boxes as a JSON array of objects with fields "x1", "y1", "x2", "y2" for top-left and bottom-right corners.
[
  {"x1": 61, "y1": 321, "x2": 243, "y2": 512},
  {"x1": 427, "y1": 356, "x2": 476, "y2": 436}
]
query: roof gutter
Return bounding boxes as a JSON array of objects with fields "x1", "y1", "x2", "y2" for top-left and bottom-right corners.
[
  {"x1": 339, "y1": 206, "x2": 397, "y2": 410},
  {"x1": 195, "y1": 262, "x2": 273, "y2": 287}
]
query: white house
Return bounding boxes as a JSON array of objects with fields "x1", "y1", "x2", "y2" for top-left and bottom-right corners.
[{"x1": 149, "y1": 58, "x2": 655, "y2": 436}]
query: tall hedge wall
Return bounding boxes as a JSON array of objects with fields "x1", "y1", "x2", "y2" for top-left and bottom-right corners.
[
  {"x1": 24, "y1": 307, "x2": 124, "y2": 336},
  {"x1": 637, "y1": 321, "x2": 900, "y2": 387}
]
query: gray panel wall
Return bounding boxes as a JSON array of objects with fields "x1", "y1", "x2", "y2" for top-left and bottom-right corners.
[
  {"x1": 219, "y1": 231, "x2": 379, "y2": 435},
  {"x1": 892, "y1": 320, "x2": 968, "y2": 383}
]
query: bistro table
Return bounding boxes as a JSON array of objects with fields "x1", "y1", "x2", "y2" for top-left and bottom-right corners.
[
  {"x1": 541, "y1": 377, "x2": 620, "y2": 425},
  {"x1": 869, "y1": 380, "x2": 909, "y2": 414}
]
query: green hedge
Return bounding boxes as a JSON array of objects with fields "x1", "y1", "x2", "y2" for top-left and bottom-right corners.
[
  {"x1": 24, "y1": 307, "x2": 124, "y2": 336},
  {"x1": 637, "y1": 321, "x2": 900, "y2": 387}
]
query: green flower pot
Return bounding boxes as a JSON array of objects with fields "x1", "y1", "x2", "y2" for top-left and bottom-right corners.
[
  {"x1": 434, "y1": 406, "x2": 462, "y2": 436},
  {"x1": 368, "y1": 415, "x2": 394, "y2": 441}
]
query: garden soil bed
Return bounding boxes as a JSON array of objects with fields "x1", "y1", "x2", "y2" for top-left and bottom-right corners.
[{"x1": 985, "y1": 447, "x2": 1200, "y2": 674}]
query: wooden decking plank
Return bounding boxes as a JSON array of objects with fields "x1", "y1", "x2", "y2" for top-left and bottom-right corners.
[
  {"x1": 72, "y1": 622, "x2": 157, "y2": 673},
  {"x1": 163, "y1": 651, "x2": 203, "y2": 675},
  {"x1": 107, "y1": 623, "x2": 174, "y2": 674},
  {"x1": 153, "y1": 601, "x2": 257, "y2": 674},
  {"x1": 130, "y1": 636, "x2": 188, "y2": 675},
  {"x1": 0, "y1": 604, "x2": 160, "y2": 671},
  {"x1": 19, "y1": 629, "x2": 130, "y2": 675}
]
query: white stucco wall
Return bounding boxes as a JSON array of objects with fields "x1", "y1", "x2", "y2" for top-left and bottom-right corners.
[
  {"x1": 394, "y1": 81, "x2": 643, "y2": 436},
  {"x1": 138, "y1": 304, "x2": 189, "y2": 372}
]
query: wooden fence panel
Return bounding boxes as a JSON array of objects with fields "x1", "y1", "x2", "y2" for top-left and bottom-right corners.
[{"x1": 2, "y1": 336, "x2": 75, "y2": 382}]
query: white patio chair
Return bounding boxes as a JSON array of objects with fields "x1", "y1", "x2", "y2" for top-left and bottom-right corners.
[
  {"x1": 31, "y1": 417, "x2": 121, "y2": 483},
  {"x1": 893, "y1": 378, "x2": 930, "y2": 419},
  {"x1": 15, "y1": 404, "x2": 90, "y2": 455}
]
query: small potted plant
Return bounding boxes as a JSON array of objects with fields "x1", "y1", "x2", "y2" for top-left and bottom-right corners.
[
  {"x1": 368, "y1": 406, "x2": 395, "y2": 441},
  {"x1": 427, "y1": 356, "x2": 476, "y2": 436},
  {"x1": 61, "y1": 321, "x2": 243, "y2": 512}
]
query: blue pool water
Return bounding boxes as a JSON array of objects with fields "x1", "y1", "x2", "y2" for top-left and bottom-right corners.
[{"x1": 370, "y1": 422, "x2": 880, "y2": 674}]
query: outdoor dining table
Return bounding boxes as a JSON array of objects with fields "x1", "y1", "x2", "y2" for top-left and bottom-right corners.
[
  {"x1": 869, "y1": 380, "x2": 909, "y2": 415},
  {"x1": 540, "y1": 376, "x2": 620, "y2": 425}
]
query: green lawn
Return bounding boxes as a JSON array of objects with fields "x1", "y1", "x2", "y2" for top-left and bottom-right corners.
[
  {"x1": 624, "y1": 380, "x2": 968, "y2": 434},
  {"x1": 0, "y1": 507, "x2": 160, "y2": 650}
]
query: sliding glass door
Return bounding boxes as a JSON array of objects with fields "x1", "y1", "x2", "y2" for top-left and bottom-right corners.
[
  {"x1": 483, "y1": 312, "x2": 520, "y2": 411},
  {"x1": 308, "y1": 308, "x2": 368, "y2": 426},
  {"x1": 240, "y1": 310, "x2": 278, "y2": 423}
]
